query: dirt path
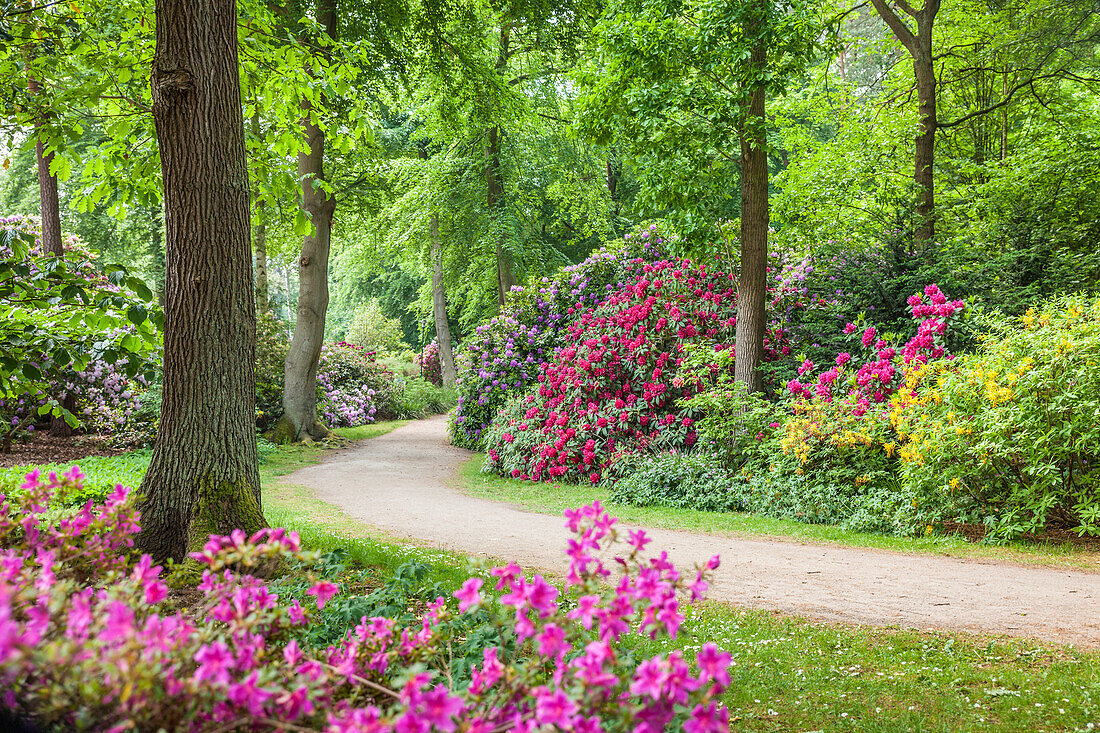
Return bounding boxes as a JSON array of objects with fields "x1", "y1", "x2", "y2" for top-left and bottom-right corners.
[{"x1": 287, "y1": 417, "x2": 1100, "y2": 648}]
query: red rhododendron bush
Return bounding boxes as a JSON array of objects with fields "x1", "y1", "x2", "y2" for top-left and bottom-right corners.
[
  {"x1": 483, "y1": 258, "x2": 791, "y2": 483},
  {"x1": 0, "y1": 468, "x2": 732, "y2": 731}
]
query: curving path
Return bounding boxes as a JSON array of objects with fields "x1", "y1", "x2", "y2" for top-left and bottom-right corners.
[{"x1": 286, "y1": 417, "x2": 1100, "y2": 648}]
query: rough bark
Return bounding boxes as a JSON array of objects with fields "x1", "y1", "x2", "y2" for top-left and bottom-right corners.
[
  {"x1": 251, "y1": 111, "x2": 270, "y2": 311},
  {"x1": 733, "y1": 32, "x2": 768, "y2": 395},
  {"x1": 138, "y1": 0, "x2": 264, "y2": 562},
  {"x1": 278, "y1": 0, "x2": 336, "y2": 443},
  {"x1": 869, "y1": 0, "x2": 941, "y2": 247}
]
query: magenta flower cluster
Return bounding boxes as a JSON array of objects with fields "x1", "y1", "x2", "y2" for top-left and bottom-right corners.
[
  {"x1": 786, "y1": 284, "x2": 965, "y2": 411},
  {"x1": 451, "y1": 230, "x2": 670, "y2": 449},
  {"x1": 0, "y1": 470, "x2": 733, "y2": 731}
]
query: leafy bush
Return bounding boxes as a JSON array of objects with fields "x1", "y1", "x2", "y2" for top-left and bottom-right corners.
[
  {"x1": 610, "y1": 451, "x2": 739, "y2": 512},
  {"x1": 316, "y1": 342, "x2": 400, "y2": 426},
  {"x1": 345, "y1": 299, "x2": 409, "y2": 356},
  {"x1": 0, "y1": 216, "x2": 159, "y2": 444},
  {"x1": 483, "y1": 257, "x2": 791, "y2": 484},
  {"x1": 895, "y1": 296, "x2": 1100, "y2": 540},
  {"x1": 254, "y1": 312, "x2": 290, "y2": 430},
  {"x1": 391, "y1": 377, "x2": 456, "y2": 420},
  {"x1": 0, "y1": 469, "x2": 733, "y2": 731},
  {"x1": 677, "y1": 284, "x2": 968, "y2": 535}
]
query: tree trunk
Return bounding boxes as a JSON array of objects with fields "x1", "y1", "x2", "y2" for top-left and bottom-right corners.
[
  {"x1": 869, "y1": 0, "x2": 940, "y2": 248},
  {"x1": 138, "y1": 0, "x2": 264, "y2": 563},
  {"x1": 430, "y1": 211, "x2": 457, "y2": 388},
  {"x1": 26, "y1": 75, "x2": 63, "y2": 258},
  {"x1": 912, "y1": 21, "x2": 936, "y2": 247},
  {"x1": 278, "y1": 0, "x2": 336, "y2": 443},
  {"x1": 251, "y1": 111, "x2": 270, "y2": 311},
  {"x1": 488, "y1": 22, "x2": 515, "y2": 309},
  {"x1": 29, "y1": 73, "x2": 76, "y2": 437},
  {"x1": 733, "y1": 33, "x2": 769, "y2": 395},
  {"x1": 486, "y1": 125, "x2": 515, "y2": 307}
]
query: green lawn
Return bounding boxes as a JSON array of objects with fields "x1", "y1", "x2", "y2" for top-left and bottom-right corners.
[{"x1": 456, "y1": 456, "x2": 1100, "y2": 572}]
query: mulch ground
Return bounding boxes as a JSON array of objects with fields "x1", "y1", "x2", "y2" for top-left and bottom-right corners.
[{"x1": 0, "y1": 432, "x2": 131, "y2": 469}]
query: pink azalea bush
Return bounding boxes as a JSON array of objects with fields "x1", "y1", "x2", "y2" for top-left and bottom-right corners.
[
  {"x1": 483, "y1": 258, "x2": 791, "y2": 484},
  {"x1": 0, "y1": 468, "x2": 732, "y2": 731}
]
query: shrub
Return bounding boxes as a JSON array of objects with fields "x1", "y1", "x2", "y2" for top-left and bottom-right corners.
[
  {"x1": 449, "y1": 228, "x2": 672, "y2": 450},
  {"x1": 391, "y1": 378, "x2": 457, "y2": 420},
  {"x1": 1, "y1": 469, "x2": 733, "y2": 731},
  {"x1": 0, "y1": 217, "x2": 159, "y2": 444},
  {"x1": 317, "y1": 342, "x2": 400, "y2": 426},
  {"x1": 610, "y1": 451, "x2": 739, "y2": 512},
  {"x1": 255, "y1": 312, "x2": 291, "y2": 430},
  {"x1": 483, "y1": 258, "x2": 791, "y2": 484},
  {"x1": 345, "y1": 300, "x2": 409, "y2": 356},
  {"x1": 678, "y1": 284, "x2": 968, "y2": 535},
  {"x1": 416, "y1": 341, "x2": 443, "y2": 387},
  {"x1": 895, "y1": 295, "x2": 1100, "y2": 540}
]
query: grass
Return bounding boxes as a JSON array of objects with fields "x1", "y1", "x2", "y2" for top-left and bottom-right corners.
[
  {"x1": 0, "y1": 449, "x2": 152, "y2": 496},
  {"x1": 457, "y1": 456, "x2": 1100, "y2": 572}
]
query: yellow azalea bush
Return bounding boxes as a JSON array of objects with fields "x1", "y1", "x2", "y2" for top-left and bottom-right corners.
[{"x1": 895, "y1": 296, "x2": 1100, "y2": 540}]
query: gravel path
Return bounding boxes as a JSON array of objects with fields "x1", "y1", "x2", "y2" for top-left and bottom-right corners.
[{"x1": 287, "y1": 417, "x2": 1100, "y2": 648}]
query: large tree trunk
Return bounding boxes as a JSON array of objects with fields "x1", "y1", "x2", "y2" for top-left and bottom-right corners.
[
  {"x1": 277, "y1": 0, "x2": 336, "y2": 443},
  {"x1": 251, "y1": 111, "x2": 270, "y2": 311},
  {"x1": 733, "y1": 35, "x2": 769, "y2": 394},
  {"x1": 486, "y1": 125, "x2": 515, "y2": 307},
  {"x1": 430, "y1": 211, "x2": 457, "y2": 388},
  {"x1": 138, "y1": 0, "x2": 264, "y2": 562}
]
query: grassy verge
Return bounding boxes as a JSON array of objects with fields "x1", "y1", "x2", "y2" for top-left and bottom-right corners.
[{"x1": 457, "y1": 456, "x2": 1100, "y2": 572}]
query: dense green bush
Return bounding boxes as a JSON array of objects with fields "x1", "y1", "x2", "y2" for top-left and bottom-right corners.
[
  {"x1": 610, "y1": 451, "x2": 737, "y2": 512},
  {"x1": 896, "y1": 295, "x2": 1100, "y2": 540},
  {"x1": 345, "y1": 300, "x2": 409, "y2": 356},
  {"x1": 255, "y1": 312, "x2": 290, "y2": 430}
]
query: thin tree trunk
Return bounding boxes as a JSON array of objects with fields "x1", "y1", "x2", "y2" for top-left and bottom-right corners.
[
  {"x1": 488, "y1": 21, "x2": 515, "y2": 309},
  {"x1": 734, "y1": 32, "x2": 769, "y2": 395},
  {"x1": 430, "y1": 211, "x2": 457, "y2": 388},
  {"x1": 251, "y1": 111, "x2": 270, "y2": 311},
  {"x1": 138, "y1": 0, "x2": 264, "y2": 562},
  {"x1": 869, "y1": 0, "x2": 940, "y2": 248},
  {"x1": 277, "y1": 0, "x2": 336, "y2": 443},
  {"x1": 26, "y1": 75, "x2": 63, "y2": 257},
  {"x1": 487, "y1": 125, "x2": 515, "y2": 307},
  {"x1": 29, "y1": 71, "x2": 76, "y2": 437},
  {"x1": 912, "y1": 28, "x2": 936, "y2": 247}
]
